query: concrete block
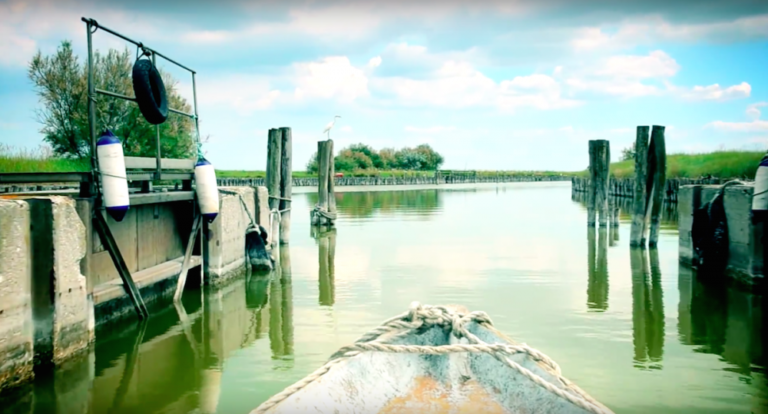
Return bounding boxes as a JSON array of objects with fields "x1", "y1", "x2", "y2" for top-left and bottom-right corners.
[
  {"x1": 205, "y1": 187, "x2": 257, "y2": 285},
  {"x1": 254, "y1": 186, "x2": 270, "y2": 238},
  {"x1": 50, "y1": 196, "x2": 91, "y2": 362},
  {"x1": 678, "y1": 183, "x2": 764, "y2": 287},
  {"x1": 0, "y1": 199, "x2": 34, "y2": 391}
]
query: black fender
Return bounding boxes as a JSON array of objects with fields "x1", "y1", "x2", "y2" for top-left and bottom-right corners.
[{"x1": 132, "y1": 59, "x2": 169, "y2": 125}]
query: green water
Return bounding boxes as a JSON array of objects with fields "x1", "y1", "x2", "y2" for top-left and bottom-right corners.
[{"x1": 3, "y1": 182, "x2": 767, "y2": 413}]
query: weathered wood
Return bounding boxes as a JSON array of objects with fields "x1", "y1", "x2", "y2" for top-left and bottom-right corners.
[
  {"x1": 630, "y1": 126, "x2": 650, "y2": 247},
  {"x1": 279, "y1": 127, "x2": 292, "y2": 244},
  {"x1": 266, "y1": 128, "x2": 283, "y2": 211},
  {"x1": 647, "y1": 126, "x2": 667, "y2": 247},
  {"x1": 93, "y1": 209, "x2": 148, "y2": 319},
  {"x1": 174, "y1": 211, "x2": 202, "y2": 302},
  {"x1": 587, "y1": 141, "x2": 597, "y2": 226},
  {"x1": 594, "y1": 140, "x2": 610, "y2": 227},
  {"x1": 327, "y1": 139, "x2": 337, "y2": 217},
  {"x1": 314, "y1": 140, "x2": 330, "y2": 226}
]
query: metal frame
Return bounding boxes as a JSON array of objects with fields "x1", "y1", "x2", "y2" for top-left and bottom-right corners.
[{"x1": 82, "y1": 17, "x2": 201, "y2": 183}]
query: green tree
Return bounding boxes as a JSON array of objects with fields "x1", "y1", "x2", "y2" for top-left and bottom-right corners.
[
  {"x1": 621, "y1": 142, "x2": 636, "y2": 162},
  {"x1": 378, "y1": 147, "x2": 396, "y2": 169},
  {"x1": 395, "y1": 148, "x2": 427, "y2": 170},
  {"x1": 414, "y1": 143, "x2": 444, "y2": 170},
  {"x1": 28, "y1": 40, "x2": 195, "y2": 160}
]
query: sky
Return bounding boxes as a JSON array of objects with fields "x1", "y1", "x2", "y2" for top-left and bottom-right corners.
[{"x1": 1, "y1": 0, "x2": 767, "y2": 171}]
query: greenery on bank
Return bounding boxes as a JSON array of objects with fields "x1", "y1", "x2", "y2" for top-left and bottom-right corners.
[
  {"x1": 306, "y1": 143, "x2": 444, "y2": 173},
  {"x1": 577, "y1": 150, "x2": 763, "y2": 180},
  {"x1": 28, "y1": 40, "x2": 196, "y2": 160},
  {"x1": 0, "y1": 144, "x2": 89, "y2": 173}
]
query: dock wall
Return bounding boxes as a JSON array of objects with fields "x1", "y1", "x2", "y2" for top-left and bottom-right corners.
[
  {"x1": 678, "y1": 183, "x2": 764, "y2": 288},
  {"x1": 0, "y1": 185, "x2": 268, "y2": 392}
]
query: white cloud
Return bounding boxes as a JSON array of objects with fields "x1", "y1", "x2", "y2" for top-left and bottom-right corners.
[
  {"x1": 706, "y1": 101, "x2": 768, "y2": 132},
  {"x1": 571, "y1": 14, "x2": 768, "y2": 52},
  {"x1": 339, "y1": 125, "x2": 353, "y2": 132},
  {"x1": 564, "y1": 50, "x2": 677, "y2": 98},
  {"x1": 404, "y1": 126, "x2": 457, "y2": 133},
  {"x1": 187, "y1": 75, "x2": 282, "y2": 115},
  {"x1": 293, "y1": 56, "x2": 371, "y2": 102},
  {"x1": 747, "y1": 102, "x2": 768, "y2": 121},
  {"x1": 597, "y1": 51, "x2": 680, "y2": 79},
  {"x1": 673, "y1": 82, "x2": 751, "y2": 102}
]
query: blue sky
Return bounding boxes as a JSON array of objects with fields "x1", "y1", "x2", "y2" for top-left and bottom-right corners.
[{"x1": 1, "y1": 0, "x2": 767, "y2": 171}]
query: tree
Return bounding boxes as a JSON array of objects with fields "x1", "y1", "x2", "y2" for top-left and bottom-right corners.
[
  {"x1": 414, "y1": 143, "x2": 444, "y2": 170},
  {"x1": 620, "y1": 142, "x2": 636, "y2": 162},
  {"x1": 395, "y1": 148, "x2": 427, "y2": 170},
  {"x1": 304, "y1": 142, "x2": 445, "y2": 173},
  {"x1": 28, "y1": 40, "x2": 195, "y2": 160}
]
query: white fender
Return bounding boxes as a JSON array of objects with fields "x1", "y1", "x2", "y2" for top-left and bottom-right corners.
[
  {"x1": 195, "y1": 157, "x2": 219, "y2": 222},
  {"x1": 753, "y1": 153, "x2": 768, "y2": 213},
  {"x1": 96, "y1": 130, "x2": 129, "y2": 222}
]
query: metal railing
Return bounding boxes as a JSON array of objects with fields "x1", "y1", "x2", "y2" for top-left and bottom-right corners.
[{"x1": 82, "y1": 17, "x2": 201, "y2": 183}]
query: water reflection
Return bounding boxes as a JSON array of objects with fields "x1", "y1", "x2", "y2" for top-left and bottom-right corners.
[
  {"x1": 1, "y1": 260, "x2": 296, "y2": 414},
  {"x1": 315, "y1": 228, "x2": 337, "y2": 307},
  {"x1": 630, "y1": 248, "x2": 665, "y2": 370},
  {"x1": 587, "y1": 227, "x2": 609, "y2": 311},
  {"x1": 571, "y1": 192, "x2": 678, "y2": 228},
  {"x1": 306, "y1": 189, "x2": 442, "y2": 219}
]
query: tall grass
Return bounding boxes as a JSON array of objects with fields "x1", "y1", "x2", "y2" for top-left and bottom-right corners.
[
  {"x1": 583, "y1": 150, "x2": 763, "y2": 180},
  {"x1": 0, "y1": 144, "x2": 89, "y2": 173}
]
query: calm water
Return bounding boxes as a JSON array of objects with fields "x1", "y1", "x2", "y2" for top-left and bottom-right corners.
[{"x1": 3, "y1": 182, "x2": 767, "y2": 414}]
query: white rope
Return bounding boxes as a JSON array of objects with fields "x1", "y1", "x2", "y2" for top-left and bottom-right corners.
[{"x1": 251, "y1": 302, "x2": 611, "y2": 414}]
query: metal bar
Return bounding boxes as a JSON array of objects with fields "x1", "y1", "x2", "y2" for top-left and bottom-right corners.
[
  {"x1": 0, "y1": 172, "x2": 90, "y2": 184},
  {"x1": 124, "y1": 156, "x2": 195, "y2": 170},
  {"x1": 152, "y1": 54, "x2": 162, "y2": 181},
  {"x1": 95, "y1": 88, "x2": 136, "y2": 101},
  {"x1": 86, "y1": 20, "x2": 97, "y2": 177},
  {"x1": 192, "y1": 72, "x2": 201, "y2": 149},
  {"x1": 81, "y1": 17, "x2": 196, "y2": 74},
  {"x1": 174, "y1": 210, "x2": 202, "y2": 302},
  {"x1": 92, "y1": 210, "x2": 148, "y2": 319},
  {"x1": 168, "y1": 107, "x2": 196, "y2": 119},
  {"x1": 94, "y1": 89, "x2": 194, "y2": 118}
]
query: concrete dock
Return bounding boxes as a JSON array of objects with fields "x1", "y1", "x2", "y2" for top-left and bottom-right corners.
[{"x1": 0, "y1": 186, "x2": 270, "y2": 392}]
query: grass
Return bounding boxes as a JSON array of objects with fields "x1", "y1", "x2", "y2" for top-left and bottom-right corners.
[
  {"x1": 575, "y1": 150, "x2": 763, "y2": 180},
  {"x1": 0, "y1": 144, "x2": 89, "y2": 173},
  {"x1": 2, "y1": 144, "x2": 761, "y2": 181}
]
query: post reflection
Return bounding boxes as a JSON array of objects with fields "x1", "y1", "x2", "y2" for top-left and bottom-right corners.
[
  {"x1": 587, "y1": 227, "x2": 609, "y2": 311},
  {"x1": 629, "y1": 248, "x2": 665, "y2": 370},
  {"x1": 269, "y1": 248, "x2": 295, "y2": 360},
  {"x1": 316, "y1": 228, "x2": 337, "y2": 307}
]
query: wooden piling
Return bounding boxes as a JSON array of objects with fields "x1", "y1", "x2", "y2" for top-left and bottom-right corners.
[
  {"x1": 327, "y1": 139, "x2": 337, "y2": 217},
  {"x1": 266, "y1": 128, "x2": 282, "y2": 212},
  {"x1": 630, "y1": 126, "x2": 650, "y2": 247},
  {"x1": 647, "y1": 126, "x2": 667, "y2": 247},
  {"x1": 587, "y1": 141, "x2": 597, "y2": 226},
  {"x1": 314, "y1": 140, "x2": 329, "y2": 226},
  {"x1": 595, "y1": 140, "x2": 610, "y2": 227},
  {"x1": 279, "y1": 127, "x2": 292, "y2": 245}
]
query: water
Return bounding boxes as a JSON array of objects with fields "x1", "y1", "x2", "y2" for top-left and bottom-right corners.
[{"x1": 3, "y1": 182, "x2": 766, "y2": 414}]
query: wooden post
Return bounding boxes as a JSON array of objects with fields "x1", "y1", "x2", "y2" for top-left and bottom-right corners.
[
  {"x1": 647, "y1": 125, "x2": 667, "y2": 247},
  {"x1": 630, "y1": 126, "x2": 650, "y2": 247},
  {"x1": 279, "y1": 127, "x2": 292, "y2": 244},
  {"x1": 266, "y1": 128, "x2": 282, "y2": 212},
  {"x1": 587, "y1": 141, "x2": 597, "y2": 226},
  {"x1": 594, "y1": 140, "x2": 610, "y2": 227},
  {"x1": 314, "y1": 140, "x2": 329, "y2": 226},
  {"x1": 327, "y1": 139, "x2": 336, "y2": 219}
]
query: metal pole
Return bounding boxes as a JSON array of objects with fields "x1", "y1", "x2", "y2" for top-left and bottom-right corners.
[
  {"x1": 86, "y1": 21, "x2": 97, "y2": 173},
  {"x1": 152, "y1": 52, "x2": 161, "y2": 180},
  {"x1": 192, "y1": 72, "x2": 201, "y2": 150}
]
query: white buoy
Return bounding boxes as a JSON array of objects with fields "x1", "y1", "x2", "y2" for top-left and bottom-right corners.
[
  {"x1": 753, "y1": 152, "x2": 768, "y2": 217},
  {"x1": 195, "y1": 157, "x2": 219, "y2": 222},
  {"x1": 96, "y1": 130, "x2": 130, "y2": 222}
]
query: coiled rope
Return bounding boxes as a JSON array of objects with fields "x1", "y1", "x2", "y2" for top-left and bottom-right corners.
[{"x1": 251, "y1": 302, "x2": 612, "y2": 414}]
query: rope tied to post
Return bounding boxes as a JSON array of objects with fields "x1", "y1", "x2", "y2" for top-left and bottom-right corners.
[
  {"x1": 311, "y1": 204, "x2": 337, "y2": 221},
  {"x1": 218, "y1": 188, "x2": 260, "y2": 234},
  {"x1": 251, "y1": 302, "x2": 611, "y2": 414}
]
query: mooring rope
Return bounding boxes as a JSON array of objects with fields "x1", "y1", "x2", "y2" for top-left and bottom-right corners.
[
  {"x1": 311, "y1": 204, "x2": 337, "y2": 221},
  {"x1": 218, "y1": 188, "x2": 260, "y2": 233},
  {"x1": 250, "y1": 302, "x2": 611, "y2": 414}
]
